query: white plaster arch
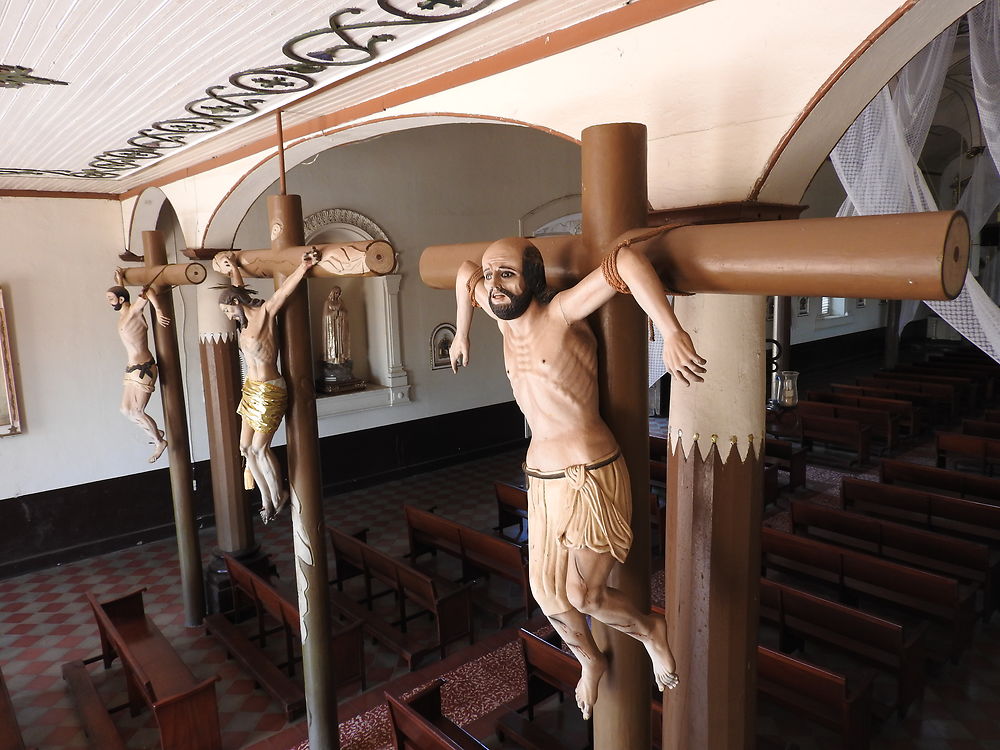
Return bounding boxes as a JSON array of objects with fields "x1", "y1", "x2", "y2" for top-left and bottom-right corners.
[
  {"x1": 755, "y1": 0, "x2": 986, "y2": 204},
  {"x1": 202, "y1": 113, "x2": 576, "y2": 250},
  {"x1": 126, "y1": 186, "x2": 179, "y2": 252}
]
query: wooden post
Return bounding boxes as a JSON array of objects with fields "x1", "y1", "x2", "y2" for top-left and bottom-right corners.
[
  {"x1": 267, "y1": 194, "x2": 338, "y2": 748},
  {"x1": 582, "y1": 123, "x2": 652, "y2": 750},
  {"x1": 885, "y1": 300, "x2": 901, "y2": 369},
  {"x1": 143, "y1": 230, "x2": 206, "y2": 627}
]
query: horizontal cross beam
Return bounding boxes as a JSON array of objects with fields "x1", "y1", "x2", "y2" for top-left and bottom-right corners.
[
  {"x1": 420, "y1": 210, "x2": 969, "y2": 301},
  {"x1": 119, "y1": 262, "x2": 206, "y2": 288},
  {"x1": 231, "y1": 240, "x2": 396, "y2": 279}
]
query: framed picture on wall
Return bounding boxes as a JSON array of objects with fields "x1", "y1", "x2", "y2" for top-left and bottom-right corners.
[
  {"x1": 431, "y1": 323, "x2": 456, "y2": 370},
  {"x1": 797, "y1": 296, "x2": 810, "y2": 317},
  {"x1": 766, "y1": 297, "x2": 774, "y2": 321},
  {"x1": 857, "y1": 298, "x2": 867, "y2": 308}
]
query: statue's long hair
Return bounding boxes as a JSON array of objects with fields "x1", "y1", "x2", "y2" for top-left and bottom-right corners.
[
  {"x1": 216, "y1": 285, "x2": 264, "y2": 308},
  {"x1": 522, "y1": 244, "x2": 556, "y2": 304}
]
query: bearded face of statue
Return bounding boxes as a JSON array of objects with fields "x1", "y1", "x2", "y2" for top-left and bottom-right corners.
[{"x1": 220, "y1": 303, "x2": 248, "y2": 331}]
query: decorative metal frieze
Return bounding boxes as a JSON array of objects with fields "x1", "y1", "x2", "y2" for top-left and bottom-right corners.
[
  {"x1": 303, "y1": 207, "x2": 390, "y2": 242},
  {"x1": 0, "y1": 1, "x2": 493, "y2": 180},
  {"x1": 0, "y1": 64, "x2": 68, "y2": 89}
]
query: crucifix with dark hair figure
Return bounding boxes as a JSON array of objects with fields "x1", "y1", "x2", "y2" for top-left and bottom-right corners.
[
  {"x1": 450, "y1": 236, "x2": 706, "y2": 719},
  {"x1": 214, "y1": 249, "x2": 319, "y2": 524},
  {"x1": 106, "y1": 269, "x2": 171, "y2": 463}
]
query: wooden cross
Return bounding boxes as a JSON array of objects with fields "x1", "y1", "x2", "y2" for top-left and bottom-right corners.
[
  {"x1": 200, "y1": 199, "x2": 398, "y2": 750},
  {"x1": 115, "y1": 235, "x2": 208, "y2": 626},
  {"x1": 419, "y1": 123, "x2": 968, "y2": 750}
]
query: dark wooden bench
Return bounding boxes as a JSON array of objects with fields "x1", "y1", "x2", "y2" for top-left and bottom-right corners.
[
  {"x1": 858, "y1": 375, "x2": 959, "y2": 421},
  {"x1": 798, "y1": 414, "x2": 871, "y2": 467},
  {"x1": 797, "y1": 400, "x2": 900, "y2": 455},
  {"x1": 761, "y1": 527, "x2": 976, "y2": 662},
  {"x1": 963, "y1": 418, "x2": 1000, "y2": 440},
  {"x1": 986, "y1": 409, "x2": 1000, "y2": 422},
  {"x1": 405, "y1": 504, "x2": 535, "y2": 624},
  {"x1": 0, "y1": 665, "x2": 34, "y2": 750},
  {"x1": 759, "y1": 578, "x2": 925, "y2": 717},
  {"x1": 935, "y1": 431, "x2": 1000, "y2": 475},
  {"x1": 880, "y1": 458, "x2": 1000, "y2": 505},
  {"x1": 386, "y1": 678, "x2": 488, "y2": 750},
  {"x1": 830, "y1": 383, "x2": 944, "y2": 428},
  {"x1": 495, "y1": 480, "x2": 528, "y2": 544},
  {"x1": 807, "y1": 389, "x2": 921, "y2": 437},
  {"x1": 841, "y1": 476, "x2": 1000, "y2": 547},
  {"x1": 789, "y1": 500, "x2": 997, "y2": 620},
  {"x1": 757, "y1": 645, "x2": 873, "y2": 750},
  {"x1": 876, "y1": 370, "x2": 977, "y2": 414},
  {"x1": 495, "y1": 629, "x2": 593, "y2": 750},
  {"x1": 328, "y1": 526, "x2": 473, "y2": 669},
  {"x1": 205, "y1": 553, "x2": 364, "y2": 718},
  {"x1": 895, "y1": 363, "x2": 994, "y2": 404},
  {"x1": 76, "y1": 588, "x2": 221, "y2": 750},
  {"x1": 764, "y1": 437, "x2": 807, "y2": 490}
]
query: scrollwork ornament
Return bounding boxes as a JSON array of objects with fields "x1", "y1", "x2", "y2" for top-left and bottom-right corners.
[{"x1": 0, "y1": 0, "x2": 496, "y2": 179}]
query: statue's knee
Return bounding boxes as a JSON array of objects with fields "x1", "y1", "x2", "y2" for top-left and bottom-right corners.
[{"x1": 568, "y1": 582, "x2": 605, "y2": 615}]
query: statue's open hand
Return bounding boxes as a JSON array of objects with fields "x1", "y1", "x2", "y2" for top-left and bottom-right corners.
[
  {"x1": 157, "y1": 311, "x2": 172, "y2": 327},
  {"x1": 114, "y1": 267, "x2": 126, "y2": 285},
  {"x1": 663, "y1": 330, "x2": 706, "y2": 386},
  {"x1": 449, "y1": 335, "x2": 470, "y2": 373}
]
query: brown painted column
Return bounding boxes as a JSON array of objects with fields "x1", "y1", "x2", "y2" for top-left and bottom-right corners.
[
  {"x1": 884, "y1": 300, "x2": 901, "y2": 369},
  {"x1": 582, "y1": 123, "x2": 652, "y2": 750},
  {"x1": 774, "y1": 296, "x2": 792, "y2": 375},
  {"x1": 663, "y1": 290, "x2": 763, "y2": 749},
  {"x1": 268, "y1": 194, "x2": 338, "y2": 748},
  {"x1": 143, "y1": 230, "x2": 206, "y2": 626}
]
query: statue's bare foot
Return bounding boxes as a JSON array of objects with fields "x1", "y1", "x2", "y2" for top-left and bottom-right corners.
[
  {"x1": 148, "y1": 435, "x2": 168, "y2": 463},
  {"x1": 575, "y1": 652, "x2": 607, "y2": 720},
  {"x1": 647, "y1": 615, "x2": 679, "y2": 691},
  {"x1": 272, "y1": 491, "x2": 290, "y2": 518},
  {"x1": 259, "y1": 507, "x2": 272, "y2": 525}
]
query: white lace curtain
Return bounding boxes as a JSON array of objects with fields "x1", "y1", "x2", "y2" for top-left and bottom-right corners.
[{"x1": 832, "y1": 3, "x2": 1000, "y2": 363}]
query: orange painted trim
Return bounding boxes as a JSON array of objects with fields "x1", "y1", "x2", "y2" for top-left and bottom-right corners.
[
  {"x1": 0, "y1": 189, "x2": 119, "y2": 200},
  {"x1": 119, "y1": 0, "x2": 710, "y2": 201},
  {"x1": 749, "y1": 0, "x2": 919, "y2": 200}
]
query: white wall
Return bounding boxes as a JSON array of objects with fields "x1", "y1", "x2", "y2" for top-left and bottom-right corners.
[
  {"x1": 789, "y1": 159, "x2": 888, "y2": 345},
  {"x1": 230, "y1": 123, "x2": 582, "y2": 438},
  {"x1": 0, "y1": 196, "x2": 178, "y2": 498}
]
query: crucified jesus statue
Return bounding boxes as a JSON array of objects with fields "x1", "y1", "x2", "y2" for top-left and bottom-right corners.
[
  {"x1": 214, "y1": 249, "x2": 319, "y2": 524},
  {"x1": 107, "y1": 271, "x2": 170, "y2": 463},
  {"x1": 450, "y1": 237, "x2": 706, "y2": 719}
]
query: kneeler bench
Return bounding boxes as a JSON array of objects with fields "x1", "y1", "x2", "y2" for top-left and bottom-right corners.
[
  {"x1": 67, "y1": 588, "x2": 221, "y2": 750},
  {"x1": 385, "y1": 678, "x2": 488, "y2": 750}
]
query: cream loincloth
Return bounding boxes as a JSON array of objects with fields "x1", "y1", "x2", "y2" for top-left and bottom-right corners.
[
  {"x1": 525, "y1": 449, "x2": 633, "y2": 616},
  {"x1": 123, "y1": 360, "x2": 157, "y2": 394},
  {"x1": 237, "y1": 377, "x2": 287, "y2": 434}
]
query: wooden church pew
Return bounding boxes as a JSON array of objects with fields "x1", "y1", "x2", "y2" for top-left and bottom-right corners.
[
  {"x1": 875, "y1": 370, "x2": 977, "y2": 414},
  {"x1": 962, "y1": 418, "x2": 1000, "y2": 440},
  {"x1": 494, "y1": 480, "x2": 528, "y2": 543},
  {"x1": 386, "y1": 678, "x2": 488, "y2": 750},
  {"x1": 789, "y1": 500, "x2": 996, "y2": 620},
  {"x1": 761, "y1": 527, "x2": 976, "y2": 663},
  {"x1": 806, "y1": 389, "x2": 920, "y2": 438},
  {"x1": 935, "y1": 431, "x2": 1000, "y2": 475},
  {"x1": 797, "y1": 400, "x2": 899, "y2": 455},
  {"x1": 81, "y1": 588, "x2": 222, "y2": 750},
  {"x1": 404, "y1": 504, "x2": 535, "y2": 624},
  {"x1": 758, "y1": 578, "x2": 926, "y2": 717},
  {"x1": 879, "y1": 458, "x2": 1000, "y2": 505}
]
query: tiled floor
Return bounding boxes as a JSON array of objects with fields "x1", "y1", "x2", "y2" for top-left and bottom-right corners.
[{"x1": 4, "y1": 411, "x2": 1000, "y2": 749}]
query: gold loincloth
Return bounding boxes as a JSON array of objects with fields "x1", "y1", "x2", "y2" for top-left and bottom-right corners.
[
  {"x1": 237, "y1": 377, "x2": 287, "y2": 434},
  {"x1": 123, "y1": 361, "x2": 157, "y2": 394},
  {"x1": 525, "y1": 449, "x2": 633, "y2": 616}
]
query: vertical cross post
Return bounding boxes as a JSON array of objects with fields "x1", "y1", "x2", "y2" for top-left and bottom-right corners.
[
  {"x1": 143, "y1": 230, "x2": 206, "y2": 626},
  {"x1": 267, "y1": 194, "x2": 339, "y2": 748},
  {"x1": 583, "y1": 123, "x2": 652, "y2": 750}
]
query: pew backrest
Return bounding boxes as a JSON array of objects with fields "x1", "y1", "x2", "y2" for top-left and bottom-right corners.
[{"x1": 879, "y1": 459, "x2": 1000, "y2": 503}]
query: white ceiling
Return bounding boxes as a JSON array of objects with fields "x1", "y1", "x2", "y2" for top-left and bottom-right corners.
[{"x1": 0, "y1": 0, "x2": 625, "y2": 194}]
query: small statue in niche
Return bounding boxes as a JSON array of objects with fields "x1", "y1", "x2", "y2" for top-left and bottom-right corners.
[
  {"x1": 323, "y1": 286, "x2": 350, "y2": 364},
  {"x1": 213, "y1": 250, "x2": 319, "y2": 524},
  {"x1": 106, "y1": 270, "x2": 170, "y2": 463},
  {"x1": 319, "y1": 285, "x2": 366, "y2": 394},
  {"x1": 449, "y1": 237, "x2": 706, "y2": 719}
]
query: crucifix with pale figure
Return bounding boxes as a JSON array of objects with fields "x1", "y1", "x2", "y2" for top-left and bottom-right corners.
[{"x1": 420, "y1": 122, "x2": 969, "y2": 750}]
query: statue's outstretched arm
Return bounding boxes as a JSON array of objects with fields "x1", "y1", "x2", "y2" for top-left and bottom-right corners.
[
  {"x1": 450, "y1": 261, "x2": 479, "y2": 372},
  {"x1": 557, "y1": 246, "x2": 706, "y2": 385},
  {"x1": 266, "y1": 250, "x2": 319, "y2": 315}
]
